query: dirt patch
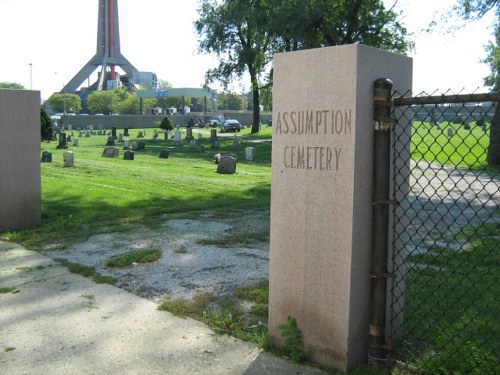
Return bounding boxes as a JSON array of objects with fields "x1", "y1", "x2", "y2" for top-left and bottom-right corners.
[{"x1": 41, "y1": 209, "x2": 270, "y2": 302}]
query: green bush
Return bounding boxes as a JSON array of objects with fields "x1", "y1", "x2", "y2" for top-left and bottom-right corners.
[{"x1": 159, "y1": 116, "x2": 174, "y2": 132}]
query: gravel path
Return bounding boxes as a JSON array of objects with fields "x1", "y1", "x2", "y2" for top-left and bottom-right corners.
[{"x1": 42, "y1": 210, "x2": 270, "y2": 302}]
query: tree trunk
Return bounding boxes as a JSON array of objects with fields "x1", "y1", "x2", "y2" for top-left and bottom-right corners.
[
  {"x1": 487, "y1": 102, "x2": 500, "y2": 166},
  {"x1": 251, "y1": 76, "x2": 260, "y2": 134}
]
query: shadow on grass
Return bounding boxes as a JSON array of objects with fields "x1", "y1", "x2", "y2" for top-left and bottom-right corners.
[{"x1": 10, "y1": 183, "x2": 270, "y2": 249}]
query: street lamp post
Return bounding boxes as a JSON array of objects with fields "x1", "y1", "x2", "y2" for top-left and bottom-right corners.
[{"x1": 29, "y1": 63, "x2": 32, "y2": 90}]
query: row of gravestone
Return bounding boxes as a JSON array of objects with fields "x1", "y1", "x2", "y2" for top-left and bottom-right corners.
[
  {"x1": 53, "y1": 130, "x2": 256, "y2": 162},
  {"x1": 41, "y1": 148, "x2": 237, "y2": 174}
]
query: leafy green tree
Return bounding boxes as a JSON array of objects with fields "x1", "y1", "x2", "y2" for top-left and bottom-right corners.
[
  {"x1": 0, "y1": 82, "x2": 25, "y2": 89},
  {"x1": 40, "y1": 106, "x2": 53, "y2": 142},
  {"x1": 87, "y1": 91, "x2": 119, "y2": 114},
  {"x1": 267, "y1": 0, "x2": 412, "y2": 53},
  {"x1": 117, "y1": 94, "x2": 140, "y2": 114},
  {"x1": 196, "y1": 0, "x2": 273, "y2": 133},
  {"x1": 46, "y1": 93, "x2": 82, "y2": 114},
  {"x1": 216, "y1": 92, "x2": 245, "y2": 110},
  {"x1": 453, "y1": 0, "x2": 500, "y2": 165}
]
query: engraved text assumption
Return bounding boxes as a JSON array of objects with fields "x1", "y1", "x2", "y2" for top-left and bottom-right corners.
[{"x1": 275, "y1": 109, "x2": 352, "y2": 135}]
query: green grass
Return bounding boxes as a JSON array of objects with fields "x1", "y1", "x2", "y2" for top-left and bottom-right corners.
[
  {"x1": 402, "y1": 221, "x2": 500, "y2": 374},
  {"x1": 1, "y1": 127, "x2": 272, "y2": 249},
  {"x1": 105, "y1": 249, "x2": 162, "y2": 268},
  {"x1": 0, "y1": 287, "x2": 16, "y2": 294},
  {"x1": 54, "y1": 258, "x2": 117, "y2": 285},
  {"x1": 411, "y1": 121, "x2": 493, "y2": 169}
]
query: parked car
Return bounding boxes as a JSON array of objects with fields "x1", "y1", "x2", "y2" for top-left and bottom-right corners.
[{"x1": 220, "y1": 119, "x2": 241, "y2": 133}]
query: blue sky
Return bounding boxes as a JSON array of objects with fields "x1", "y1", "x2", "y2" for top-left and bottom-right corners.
[{"x1": 0, "y1": 0, "x2": 495, "y2": 100}]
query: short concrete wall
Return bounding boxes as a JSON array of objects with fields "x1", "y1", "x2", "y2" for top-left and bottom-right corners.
[
  {"x1": 60, "y1": 112, "x2": 272, "y2": 129},
  {"x1": 0, "y1": 90, "x2": 41, "y2": 231}
]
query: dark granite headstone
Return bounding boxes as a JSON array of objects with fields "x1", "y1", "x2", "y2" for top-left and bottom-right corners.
[
  {"x1": 159, "y1": 149, "x2": 170, "y2": 159},
  {"x1": 41, "y1": 151, "x2": 52, "y2": 163},
  {"x1": 106, "y1": 136, "x2": 115, "y2": 146},
  {"x1": 124, "y1": 127, "x2": 129, "y2": 136},
  {"x1": 111, "y1": 127, "x2": 117, "y2": 139},
  {"x1": 124, "y1": 150, "x2": 134, "y2": 160},
  {"x1": 56, "y1": 132, "x2": 68, "y2": 149},
  {"x1": 137, "y1": 142, "x2": 146, "y2": 150},
  {"x1": 102, "y1": 146, "x2": 120, "y2": 158}
]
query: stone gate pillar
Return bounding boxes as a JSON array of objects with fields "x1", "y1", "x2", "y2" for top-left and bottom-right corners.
[{"x1": 269, "y1": 44, "x2": 412, "y2": 372}]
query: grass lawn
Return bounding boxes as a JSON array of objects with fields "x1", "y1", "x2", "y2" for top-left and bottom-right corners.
[
  {"x1": 411, "y1": 121, "x2": 492, "y2": 169},
  {"x1": 1, "y1": 126, "x2": 273, "y2": 249}
]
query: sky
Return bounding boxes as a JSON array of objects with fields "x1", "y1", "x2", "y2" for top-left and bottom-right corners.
[{"x1": 0, "y1": 0, "x2": 496, "y2": 101}]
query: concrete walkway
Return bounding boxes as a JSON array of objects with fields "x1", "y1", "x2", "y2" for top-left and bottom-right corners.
[{"x1": 0, "y1": 242, "x2": 326, "y2": 375}]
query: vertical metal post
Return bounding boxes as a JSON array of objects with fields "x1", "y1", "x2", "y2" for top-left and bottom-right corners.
[{"x1": 369, "y1": 78, "x2": 393, "y2": 365}]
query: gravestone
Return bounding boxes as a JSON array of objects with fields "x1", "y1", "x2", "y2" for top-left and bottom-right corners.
[
  {"x1": 102, "y1": 146, "x2": 120, "y2": 158},
  {"x1": 245, "y1": 147, "x2": 255, "y2": 161},
  {"x1": 41, "y1": 151, "x2": 52, "y2": 163},
  {"x1": 447, "y1": 128, "x2": 454, "y2": 137},
  {"x1": 216, "y1": 155, "x2": 237, "y2": 174},
  {"x1": 118, "y1": 133, "x2": 123, "y2": 142},
  {"x1": 106, "y1": 136, "x2": 115, "y2": 146},
  {"x1": 211, "y1": 140, "x2": 220, "y2": 150},
  {"x1": 88, "y1": 125, "x2": 94, "y2": 131},
  {"x1": 137, "y1": 142, "x2": 146, "y2": 150},
  {"x1": 79, "y1": 131, "x2": 84, "y2": 138},
  {"x1": 99, "y1": 124, "x2": 103, "y2": 131},
  {"x1": 189, "y1": 140, "x2": 196, "y2": 152},
  {"x1": 137, "y1": 131, "x2": 144, "y2": 138},
  {"x1": 172, "y1": 129, "x2": 182, "y2": 146},
  {"x1": 269, "y1": 44, "x2": 412, "y2": 372},
  {"x1": 197, "y1": 133, "x2": 203, "y2": 141},
  {"x1": 159, "y1": 149, "x2": 170, "y2": 159},
  {"x1": 123, "y1": 150, "x2": 134, "y2": 160},
  {"x1": 67, "y1": 124, "x2": 72, "y2": 131},
  {"x1": 210, "y1": 129, "x2": 217, "y2": 140},
  {"x1": 67, "y1": 135, "x2": 72, "y2": 142},
  {"x1": 56, "y1": 132, "x2": 68, "y2": 149},
  {"x1": 73, "y1": 138, "x2": 79, "y2": 147},
  {"x1": 63, "y1": 151, "x2": 74, "y2": 167},
  {"x1": 52, "y1": 131, "x2": 58, "y2": 141},
  {"x1": 123, "y1": 139, "x2": 130, "y2": 149},
  {"x1": 132, "y1": 141, "x2": 139, "y2": 150},
  {"x1": 85, "y1": 130, "x2": 91, "y2": 138},
  {"x1": 112, "y1": 127, "x2": 117, "y2": 139},
  {"x1": 124, "y1": 127, "x2": 129, "y2": 136},
  {"x1": 232, "y1": 136, "x2": 240, "y2": 151},
  {"x1": 186, "y1": 127, "x2": 194, "y2": 140}
]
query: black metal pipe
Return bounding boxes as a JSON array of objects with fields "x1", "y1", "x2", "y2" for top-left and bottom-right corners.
[{"x1": 369, "y1": 78, "x2": 393, "y2": 364}]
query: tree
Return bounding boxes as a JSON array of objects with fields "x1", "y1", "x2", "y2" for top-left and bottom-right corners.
[
  {"x1": 86, "y1": 91, "x2": 119, "y2": 114},
  {"x1": 196, "y1": 0, "x2": 273, "y2": 133},
  {"x1": 0, "y1": 82, "x2": 25, "y2": 89},
  {"x1": 46, "y1": 93, "x2": 82, "y2": 114},
  {"x1": 267, "y1": 0, "x2": 412, "y2": 53},
  {"x1": 117, "y1": 94, "x2": 140, "y2": 114},
  {"x1": 40, "y1": 106, "x2": 53, "y2": 142},
  {"x1": 454, "y1": 0, "x2": 500, "y2": 165},
  {"x1": 216, "y1": 91, "x2": 245, "y2": 110},
  {"x1": 159, "y1": 116, "x2": 174, "y2": 133}
]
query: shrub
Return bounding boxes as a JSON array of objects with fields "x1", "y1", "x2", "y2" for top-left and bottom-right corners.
[{"x1": 159, "y1": 116, "x2": 174, "y2": 132}]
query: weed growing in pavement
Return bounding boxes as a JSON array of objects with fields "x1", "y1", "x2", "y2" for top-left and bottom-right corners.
[
  {"x1": 196, "y1": 230, "x2": 269, "y2": 248},
  {"x1": 54, "y1": 258, "x2": 116, "y2": 285},
  {"x1": 105, "y1": 249, "x2": 161, "y2": 268},
  {"x1": 0, "y1": 287, "x2": 16, "y2": 294}
]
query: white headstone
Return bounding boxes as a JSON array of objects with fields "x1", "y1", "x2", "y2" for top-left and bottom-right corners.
[
  {"x1": 245, "y1": 147, "x2": 255, "y2": 161},
  {"x1": 197, "y1": 133, "x2": 203, "y2": 141},
  {"x1": 63, "y1": 151, "x2": 74, "y2": 167}
]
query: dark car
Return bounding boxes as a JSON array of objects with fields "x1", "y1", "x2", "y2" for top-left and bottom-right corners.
[{"x1": 220, "y1": 119, "x2": 241, "y2": 133}]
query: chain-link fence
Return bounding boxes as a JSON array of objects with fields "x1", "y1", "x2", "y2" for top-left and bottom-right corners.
[{"x1": 388, "y1": 91, "x2": 499, "y2": 374}]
